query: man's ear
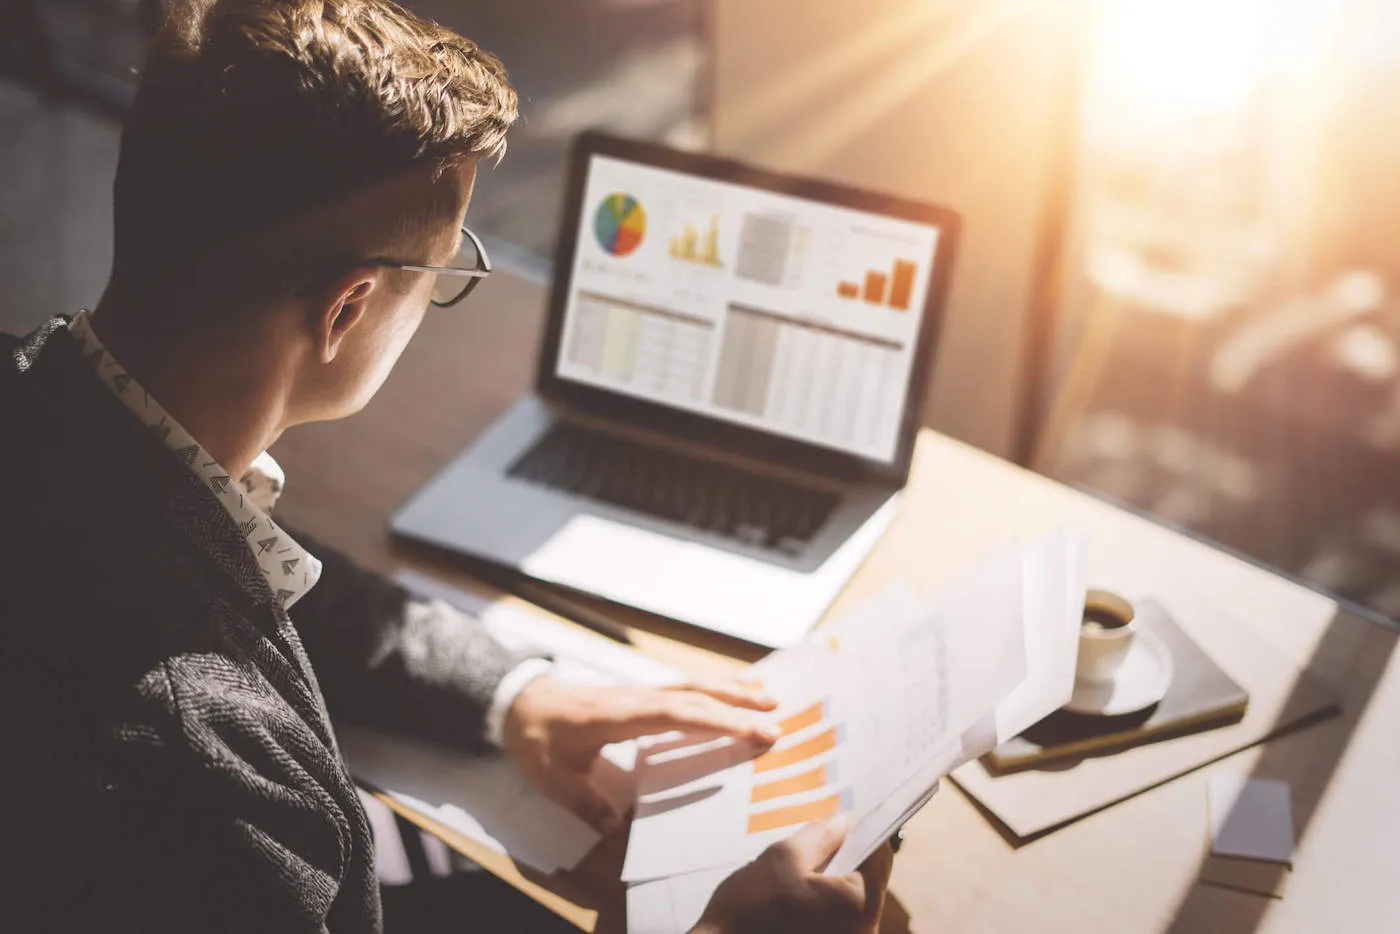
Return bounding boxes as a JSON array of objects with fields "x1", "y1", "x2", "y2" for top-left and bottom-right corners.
[{"x1": 313, "y1": 271, "x2": 378, "y2": 364}]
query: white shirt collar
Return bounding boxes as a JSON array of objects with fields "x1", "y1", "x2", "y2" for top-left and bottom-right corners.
[{"x1": 68, "y1": 310, "x2": 322, "y2": 608}]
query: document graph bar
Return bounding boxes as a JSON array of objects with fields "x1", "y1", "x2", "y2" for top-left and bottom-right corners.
[
  {"x1": 889, "y1": 260, "x2": 916, "y2": 310},
  {"x1": 746, "y1": 789, "x2": 852, "y2": 834},
  {"x1": 777, "y1": 701, "x2": 828, "y2": 737},
  {"x1": 753, "y1": 726, "x2": 840, "y2": 773},
  {"x1": 836, "y1": 281, "x2": 860, "y2": 299},
  {"x1": 863, "y1": 271, "x2": 888, "y2": 304},
  {"x1": 750, "y1": 763, "x2": 834, "y2": 804}
]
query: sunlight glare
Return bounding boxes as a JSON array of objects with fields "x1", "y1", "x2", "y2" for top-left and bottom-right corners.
[{"x1": 1093, "y1": 0, "x2": 1335, "y2": 124}]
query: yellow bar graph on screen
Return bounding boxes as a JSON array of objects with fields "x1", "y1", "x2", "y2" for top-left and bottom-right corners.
[
  {"x1": 669, "y1": 215, "x2": 724, "y2": 267},
  {"x1": 746, "y1": 788, "x2": 854, "y2": 834},
  {"x1": 753, "y1": 725, "x2": 841, "y2": 774}
]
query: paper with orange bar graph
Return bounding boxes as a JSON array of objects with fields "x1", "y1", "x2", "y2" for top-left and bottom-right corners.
[
  {"x1": 625, "y1": 530, "x2": 1086, "y2": 932},
  {"x1": 621, "y1": 530, "x2": 1087, "y2": 888}
]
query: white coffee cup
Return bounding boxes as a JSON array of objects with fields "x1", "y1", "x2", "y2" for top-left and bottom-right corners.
[{"x1": 1076, "y1": 590, "x2": 1137, "y2": 684}]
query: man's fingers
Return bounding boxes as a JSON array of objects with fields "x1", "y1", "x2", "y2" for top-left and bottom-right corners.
[
  {"x1": 773, "y1": 813, "x2": 850, "y2": 871},
  {"x1": 602, "y1": 693, "x2": 781, "y2": 745},
  {"x1": 807, "y1": 844, "x2": 892, "y2": 934},
  {"x1": 669, "y1": 680, "x2": 779, "y2": 712},
  {"x1": 855, "y1": 841, "x2": 895, "y2": 926},
  {"x1": 545, "y1": 773, "x2": 623, "y2": 836}
]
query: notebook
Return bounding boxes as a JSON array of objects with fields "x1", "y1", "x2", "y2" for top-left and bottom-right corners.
[
  {"x1": 984, "y1": 597, "x2": 1248, "y2": 773},
  {"x1": 950, "y1": 590, "x2": 1340, "y2": 842}
]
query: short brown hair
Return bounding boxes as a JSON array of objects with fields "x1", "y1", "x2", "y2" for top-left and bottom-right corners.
[{"x1": 111, "y1": 0, "x2": 517, "y2": 296}]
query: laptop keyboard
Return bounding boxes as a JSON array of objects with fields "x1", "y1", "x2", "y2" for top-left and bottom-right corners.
[{"x1": 507, "y1": 422, "x2": 841, "y2": 555}]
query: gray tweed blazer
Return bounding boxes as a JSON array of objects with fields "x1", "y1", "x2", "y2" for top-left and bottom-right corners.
[{"x1": 0, "y1": 318, "x2": 528, "y2": 933}]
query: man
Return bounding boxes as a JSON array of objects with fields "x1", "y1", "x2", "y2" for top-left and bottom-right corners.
[{"x1": 0, "y1": 1, "x2": 893, "y2": 932}]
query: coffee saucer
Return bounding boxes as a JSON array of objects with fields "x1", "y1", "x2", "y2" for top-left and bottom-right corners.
[{"x1": 1064, "y1": 630, "x2": 1174, "y2": 716}]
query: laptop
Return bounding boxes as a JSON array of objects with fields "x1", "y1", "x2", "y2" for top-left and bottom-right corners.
[{"x1": 393, "y1": 132, "x2": 960, "y2": 648}]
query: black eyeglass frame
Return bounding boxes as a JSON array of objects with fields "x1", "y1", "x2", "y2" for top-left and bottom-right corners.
[{"x1": 375, "y1": 225, "x2": 492, "y2": 307}]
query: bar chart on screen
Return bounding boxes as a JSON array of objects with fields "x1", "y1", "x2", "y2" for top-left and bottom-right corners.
[
  {"x1": 836, "y1": 258, "x2": 919, "y2": 310},
  {"x1": 669, "y1": 214, "x2": 725, "y2": 268}
]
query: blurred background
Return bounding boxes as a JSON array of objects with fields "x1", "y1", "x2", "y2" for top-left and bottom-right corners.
[{"x1": 2, "y1": 0, "x2": 1396, "y2": 628}]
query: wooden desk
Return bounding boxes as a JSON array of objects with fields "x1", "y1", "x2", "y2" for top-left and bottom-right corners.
[{"x1": 273, "y1": 268, "x2": 1400, "y2": 934}]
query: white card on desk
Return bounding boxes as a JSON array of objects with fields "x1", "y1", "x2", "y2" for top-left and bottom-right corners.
[{"x1": 1208, "y1": 775, "x2": 1295, "y2": 865}]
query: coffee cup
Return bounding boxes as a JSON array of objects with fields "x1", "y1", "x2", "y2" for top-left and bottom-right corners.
[{"x1": 1076, "y1": 590, "x2": 1137, "y2": 683}]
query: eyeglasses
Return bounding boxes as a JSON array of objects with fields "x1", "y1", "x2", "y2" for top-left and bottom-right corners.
[{"x1": 376, "y1": 225, "x2": 492, "y2": 307}]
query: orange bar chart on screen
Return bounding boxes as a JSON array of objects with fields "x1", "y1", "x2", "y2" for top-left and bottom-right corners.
[
  {"x1": 889, "y1": 260, "x2": 916, "y2": 310},
  {"x1": 863, "y1": 271, "x2": 888, "y2": 304}
]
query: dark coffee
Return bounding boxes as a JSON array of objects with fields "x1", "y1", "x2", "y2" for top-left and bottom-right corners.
[{"x1": 1083, "y1": 606, "x2": 1131, "y2": 631}]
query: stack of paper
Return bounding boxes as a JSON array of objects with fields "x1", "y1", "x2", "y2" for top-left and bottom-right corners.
[
  {"x1": 339, "y1": 570, "x2": 684, "y2": 874},
  {"x1": 625, "y1": 530, "x2": 1086, "y2": 933}
]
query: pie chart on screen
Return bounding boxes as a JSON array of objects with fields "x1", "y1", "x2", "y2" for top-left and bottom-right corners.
[{"x1": 594, "y1": 193, "x2": 646, "y2": 257}]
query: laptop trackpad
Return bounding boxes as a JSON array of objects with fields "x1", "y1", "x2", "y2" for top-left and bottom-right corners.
[{"x1": 521, "y1": 513, "x2": 680, "y2": 595}]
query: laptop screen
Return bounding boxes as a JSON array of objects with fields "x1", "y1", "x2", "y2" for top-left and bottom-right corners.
[{"x1": 554, "y1": 153, "x2": 943, "y2": 465}]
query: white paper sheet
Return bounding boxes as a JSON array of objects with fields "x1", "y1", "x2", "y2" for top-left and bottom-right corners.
[
  {"x1": 993, "y1": 528, "x2": 1088, "y2": 744},
  {"x1": 623, "y1": 542, "x2": 1043, "y2": 883},
  {"x1": 621, "y1": 531, "x2": 1087, "y2": 898},
  {"x1": 339, "y1": 571, "x2": 684, "y2": 873},
  {"x1": 627, "y1": 864, "x2": 736, "y2": 934},
  {"x1": 825, "y1": 530, "x2": 1086, "y2": 874},
  {"x1": 622, "y1": 532, "x2": 1087, "y2": 931}
]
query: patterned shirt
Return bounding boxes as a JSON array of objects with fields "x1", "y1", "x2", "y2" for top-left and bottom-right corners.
[{"x1": 68, "y1": 311, "x2": 323, "y2": 607}]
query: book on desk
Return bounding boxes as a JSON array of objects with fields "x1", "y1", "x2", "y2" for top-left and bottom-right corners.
[{"x1": 984, "y1": 598, "x2": 1250, "y2": 774}]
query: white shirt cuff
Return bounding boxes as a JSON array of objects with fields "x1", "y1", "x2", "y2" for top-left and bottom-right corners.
[{"x1": 483, "y1": 658, "x2": 555, "y2": 749}]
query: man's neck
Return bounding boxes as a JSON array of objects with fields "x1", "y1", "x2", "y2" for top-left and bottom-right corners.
[{"x1": 89, "y1": 299, "x2": 290, "y2": 480}]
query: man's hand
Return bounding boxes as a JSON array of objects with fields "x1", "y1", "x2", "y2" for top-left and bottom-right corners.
[
  {"x1": 694, "y1": 817, "x2": 894, "y2": 934},
  {"x1": 503, "y1": 676, "x2": 780, "y2": 832}
]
